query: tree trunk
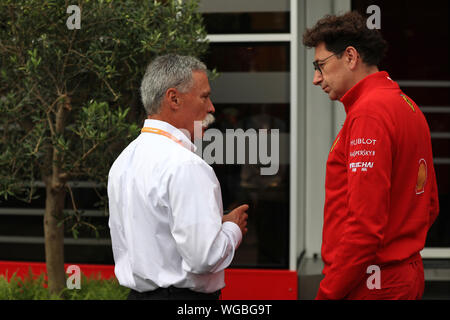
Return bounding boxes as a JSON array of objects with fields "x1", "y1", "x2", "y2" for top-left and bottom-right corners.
[
  {"x1": 43, "y1": 179, "x2": 66, "y2": 297},
  {"x1": 43, "y1": 97, "x2": 69, "y2": 297}
]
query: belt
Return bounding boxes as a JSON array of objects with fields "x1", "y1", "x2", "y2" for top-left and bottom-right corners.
[{"x1": 128, "y1": 286, "x2": 221, "y2": 300}]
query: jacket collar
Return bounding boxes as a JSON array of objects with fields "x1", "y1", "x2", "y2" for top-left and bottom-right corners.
[{"x1": 340, "y1": 71, "x2": 399, "y2": 114}]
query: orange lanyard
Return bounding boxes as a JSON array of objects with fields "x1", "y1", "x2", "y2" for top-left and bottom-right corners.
[{"x1": 141, "y1": 127, "x2": 182, "y2": 145}]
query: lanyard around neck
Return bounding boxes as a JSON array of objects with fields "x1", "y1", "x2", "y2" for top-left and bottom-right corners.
[{"x1": 141, "y1": 127, "x2": 182, "y2": 146}]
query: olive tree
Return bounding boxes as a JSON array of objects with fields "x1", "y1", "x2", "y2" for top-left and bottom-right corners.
[{"x1": 0, "y1": 0, "x2": 208, "y2": 296}]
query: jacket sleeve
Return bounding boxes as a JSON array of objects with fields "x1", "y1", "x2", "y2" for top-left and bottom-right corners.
[{"x1": 316, "y1": 115, "x2": 392, "y2": 300}]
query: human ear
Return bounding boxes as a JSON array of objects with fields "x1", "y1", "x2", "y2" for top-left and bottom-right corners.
[
  {"x1": 345, "y1": 46, "x2": 359, "y2": 70},
  {"x1": 166, "y1": 88, "x2": 180, "y2": 110}
]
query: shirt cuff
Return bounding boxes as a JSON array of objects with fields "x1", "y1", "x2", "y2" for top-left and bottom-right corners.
[{"x1": 222, "y1": 221, "x2": 243, "y2": 249}]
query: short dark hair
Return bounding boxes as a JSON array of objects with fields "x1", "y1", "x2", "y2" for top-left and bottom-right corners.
[{"x1": 302, "y1": 11, "x2": 387, "y2": 67}]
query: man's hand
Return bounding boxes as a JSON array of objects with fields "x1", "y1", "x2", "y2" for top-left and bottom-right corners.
[{"x1": 222, "y1": 204, "x2": 249, "y2": 236}]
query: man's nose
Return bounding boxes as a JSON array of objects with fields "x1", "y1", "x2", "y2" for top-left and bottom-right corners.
[
  {"x1": 312, "y1": 70, "x2": 323, "y2": 86},
  {"x1": 208, "y1": 99, "x2": 215, "y2": 113}
]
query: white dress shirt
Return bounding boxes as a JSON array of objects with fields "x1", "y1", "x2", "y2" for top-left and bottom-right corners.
[{"x1": 108, "y1": 119, "x2": 242, "y2": 293}]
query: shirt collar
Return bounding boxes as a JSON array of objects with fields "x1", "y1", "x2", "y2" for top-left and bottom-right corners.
[
  {"x1": 340, "y1": 71, "x2": 399, "y2": 114},
  {"x1": 143, "y1": 119, "x2": 197, "y2": 152}
]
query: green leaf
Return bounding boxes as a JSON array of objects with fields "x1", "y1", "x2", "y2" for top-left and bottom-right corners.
[{"x1": 72, "y1": 228, "x2": 79, "y2": 240}]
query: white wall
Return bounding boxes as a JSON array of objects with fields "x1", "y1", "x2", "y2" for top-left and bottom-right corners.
[{"x1": 302, "y1": 0, "x2": 350, "y2": 259}]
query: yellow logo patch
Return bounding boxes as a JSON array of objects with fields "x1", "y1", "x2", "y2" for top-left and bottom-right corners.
[
  {"x1": 330, "y1": 136, "x2": 340, "y2": 153},
  {"x1": 400, "y1": 94, "x2": 415, "y2": 112}
]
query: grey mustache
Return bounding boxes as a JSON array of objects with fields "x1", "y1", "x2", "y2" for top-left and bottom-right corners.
[{"x1": 202, "y1": 113, "x2": 215, "y2": 128}]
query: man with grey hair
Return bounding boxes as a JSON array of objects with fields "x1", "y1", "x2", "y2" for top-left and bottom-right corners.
[{"x1": 108, "y1": 54, "x2": 249, "y2": 300}]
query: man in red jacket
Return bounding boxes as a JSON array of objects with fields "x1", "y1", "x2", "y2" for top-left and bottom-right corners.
[{"x1": 303, "y1": 11, "x2": 439, "y2": 299}]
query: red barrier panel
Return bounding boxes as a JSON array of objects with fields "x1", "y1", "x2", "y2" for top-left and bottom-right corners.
[
  {"x1": 222, "y1": 268, "x2": 298, "y2": 300},
  {"x1": 0, "y1": 261, "x2": 116, "y2": 281},
  {"x1": 0, "y1": 261, "x2": 298, "y2": 300},
  {"x1": 0, "y1": 261, "x2": 48, "y2": 281}
]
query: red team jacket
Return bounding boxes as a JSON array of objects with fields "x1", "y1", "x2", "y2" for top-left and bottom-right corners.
[{"x1": 316, "y1": 71, "x2": 439, "y2": 300}]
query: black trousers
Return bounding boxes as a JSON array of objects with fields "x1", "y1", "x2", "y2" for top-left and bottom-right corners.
[{"x1": 127, "y1": 286, "x2": 221, "y2": 300}]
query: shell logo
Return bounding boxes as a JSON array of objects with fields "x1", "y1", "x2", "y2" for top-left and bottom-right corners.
[{"x1": 416, "y1": 159, "x2": 427, "y2": 194}]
